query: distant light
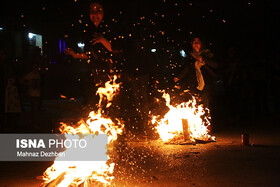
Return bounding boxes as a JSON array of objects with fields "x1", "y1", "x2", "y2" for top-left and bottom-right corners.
[
  {"x1": 59, "y1": 40, "x2": 62, "y2": 53},
  {"x1": 28, "y1": 33, "x2": 35, "y2": 39},
  {"x1": 0, "y1": 28, "x2": 3, "y2": 31},
  {"x1": 151, "y1": 49, "x2": 156, "y2": 53},
  {"x1": 180, "y1": 50, "x2": 186, "y2": 58},
  {"x1": 77, "y1": 43, "x2": 85, "y2": 48}
]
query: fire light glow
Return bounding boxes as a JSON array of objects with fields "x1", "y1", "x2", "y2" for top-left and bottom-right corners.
[
  {"x1": 41, "y1": 80, "x2": 214, "y2": 186},
  {"x1": 41, "y1": 75, "x2": 124, "y2": 186},
  {"x1": 152, "y1": 91, "x2": 215, "y2": 142}
]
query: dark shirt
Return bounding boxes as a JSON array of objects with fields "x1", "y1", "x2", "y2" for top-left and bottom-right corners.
[
  {"x1": 177, "y1": 55, "x2": 197, "y2": 91},
  {"x1": 84, "y1": 24, "x2": 112, "y2": 78},
  {"x1": 176, "y1": 48, "x2": 217, "y2": 92}
]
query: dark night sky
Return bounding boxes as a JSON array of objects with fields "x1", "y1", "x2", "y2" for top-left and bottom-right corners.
[
  {"x1": 1, "y1": 0, "x2": 280, "y2": 57},
  {"x1": 0, "y1": 0, "x2": 279, "y2": 116}
]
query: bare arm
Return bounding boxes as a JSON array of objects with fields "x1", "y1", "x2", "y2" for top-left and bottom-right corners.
[
  {"x1": 65, "y1": 48, "x2": 89, "y2": 59},
  {"x1": 92, "y1": 36, "x2": 112, "y2": 52}
]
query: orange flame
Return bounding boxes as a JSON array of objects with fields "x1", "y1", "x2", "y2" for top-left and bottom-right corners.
[
  {"x1": 41, "y1": 75, "x2": 124, "y2": 186},
  {"x1": 152, "y1": 90, "x2": 215, "y2": 142},
  {"x1": 60, "y1": 94, "x2": 66, "y2": 99}
]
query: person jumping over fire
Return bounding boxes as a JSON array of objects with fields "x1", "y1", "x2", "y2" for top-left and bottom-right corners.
[
  {"x1": 65, "y1": 1, "x2": 121, "y2": 111},
  {"x1": 174, "y1": 37, "x2": 218, "y2": 108}
]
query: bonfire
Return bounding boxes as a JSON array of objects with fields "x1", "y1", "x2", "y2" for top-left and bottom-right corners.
[
  {"x1": 152, "y1": 90, "x2": 215, "y2": 143},
  {"x1": 41, "y1": 75, "x2": 124, "y2": 186}
]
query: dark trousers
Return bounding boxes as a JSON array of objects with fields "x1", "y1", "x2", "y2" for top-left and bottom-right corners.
[{"x1": 129, "y1": 74, "x2": 150, "y2": 131}]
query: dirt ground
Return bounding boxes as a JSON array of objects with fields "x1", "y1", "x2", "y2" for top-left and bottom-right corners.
[{"x1": 0, "y1": 120, "x2": 279, "y2": 187}]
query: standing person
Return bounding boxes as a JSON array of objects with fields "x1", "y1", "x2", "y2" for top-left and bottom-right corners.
[
  {"x1": 223, "y1": 46, "x2": 248, "y2": 121},
  {"x1": 5, "y1": 78, "x2": 21, "y2": 131},
  {"x1": 65, "y1": 1, "x2": 119, "y2": 110},
  {"x1": 21, "y1": 64, "x2": 41, "y2": 130},
  {"x1": 174, "y1": 37, "x2": 217, "y2": 108},
  {"x1": 1, "y1": 46, "x2": 21, "y2": 132},
  {"x1": 123, "y1": 38, "x2": 155, "y2": 133}
]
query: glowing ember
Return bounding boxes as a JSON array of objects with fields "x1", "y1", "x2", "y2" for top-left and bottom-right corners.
[
  {"x1": 152, "y1": 91, "x2": 215, "y2": 142},
  {"x1": 41, "y1": 75, "x2": 124, "y2": 186}
]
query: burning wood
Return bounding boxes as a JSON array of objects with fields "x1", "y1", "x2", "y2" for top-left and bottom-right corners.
[
  {"x1": 182, "y1": 119, "x2": 191, "y2": 142},
  {"x1": 152, "y1": 91, "x2": 215, "y2": 144},
  {"x1": 40, "y1": 79, "x2": 215, "y2": 186},
  {"x1": 41, "y1": 75, "x2": 124, "y2": 187}
]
